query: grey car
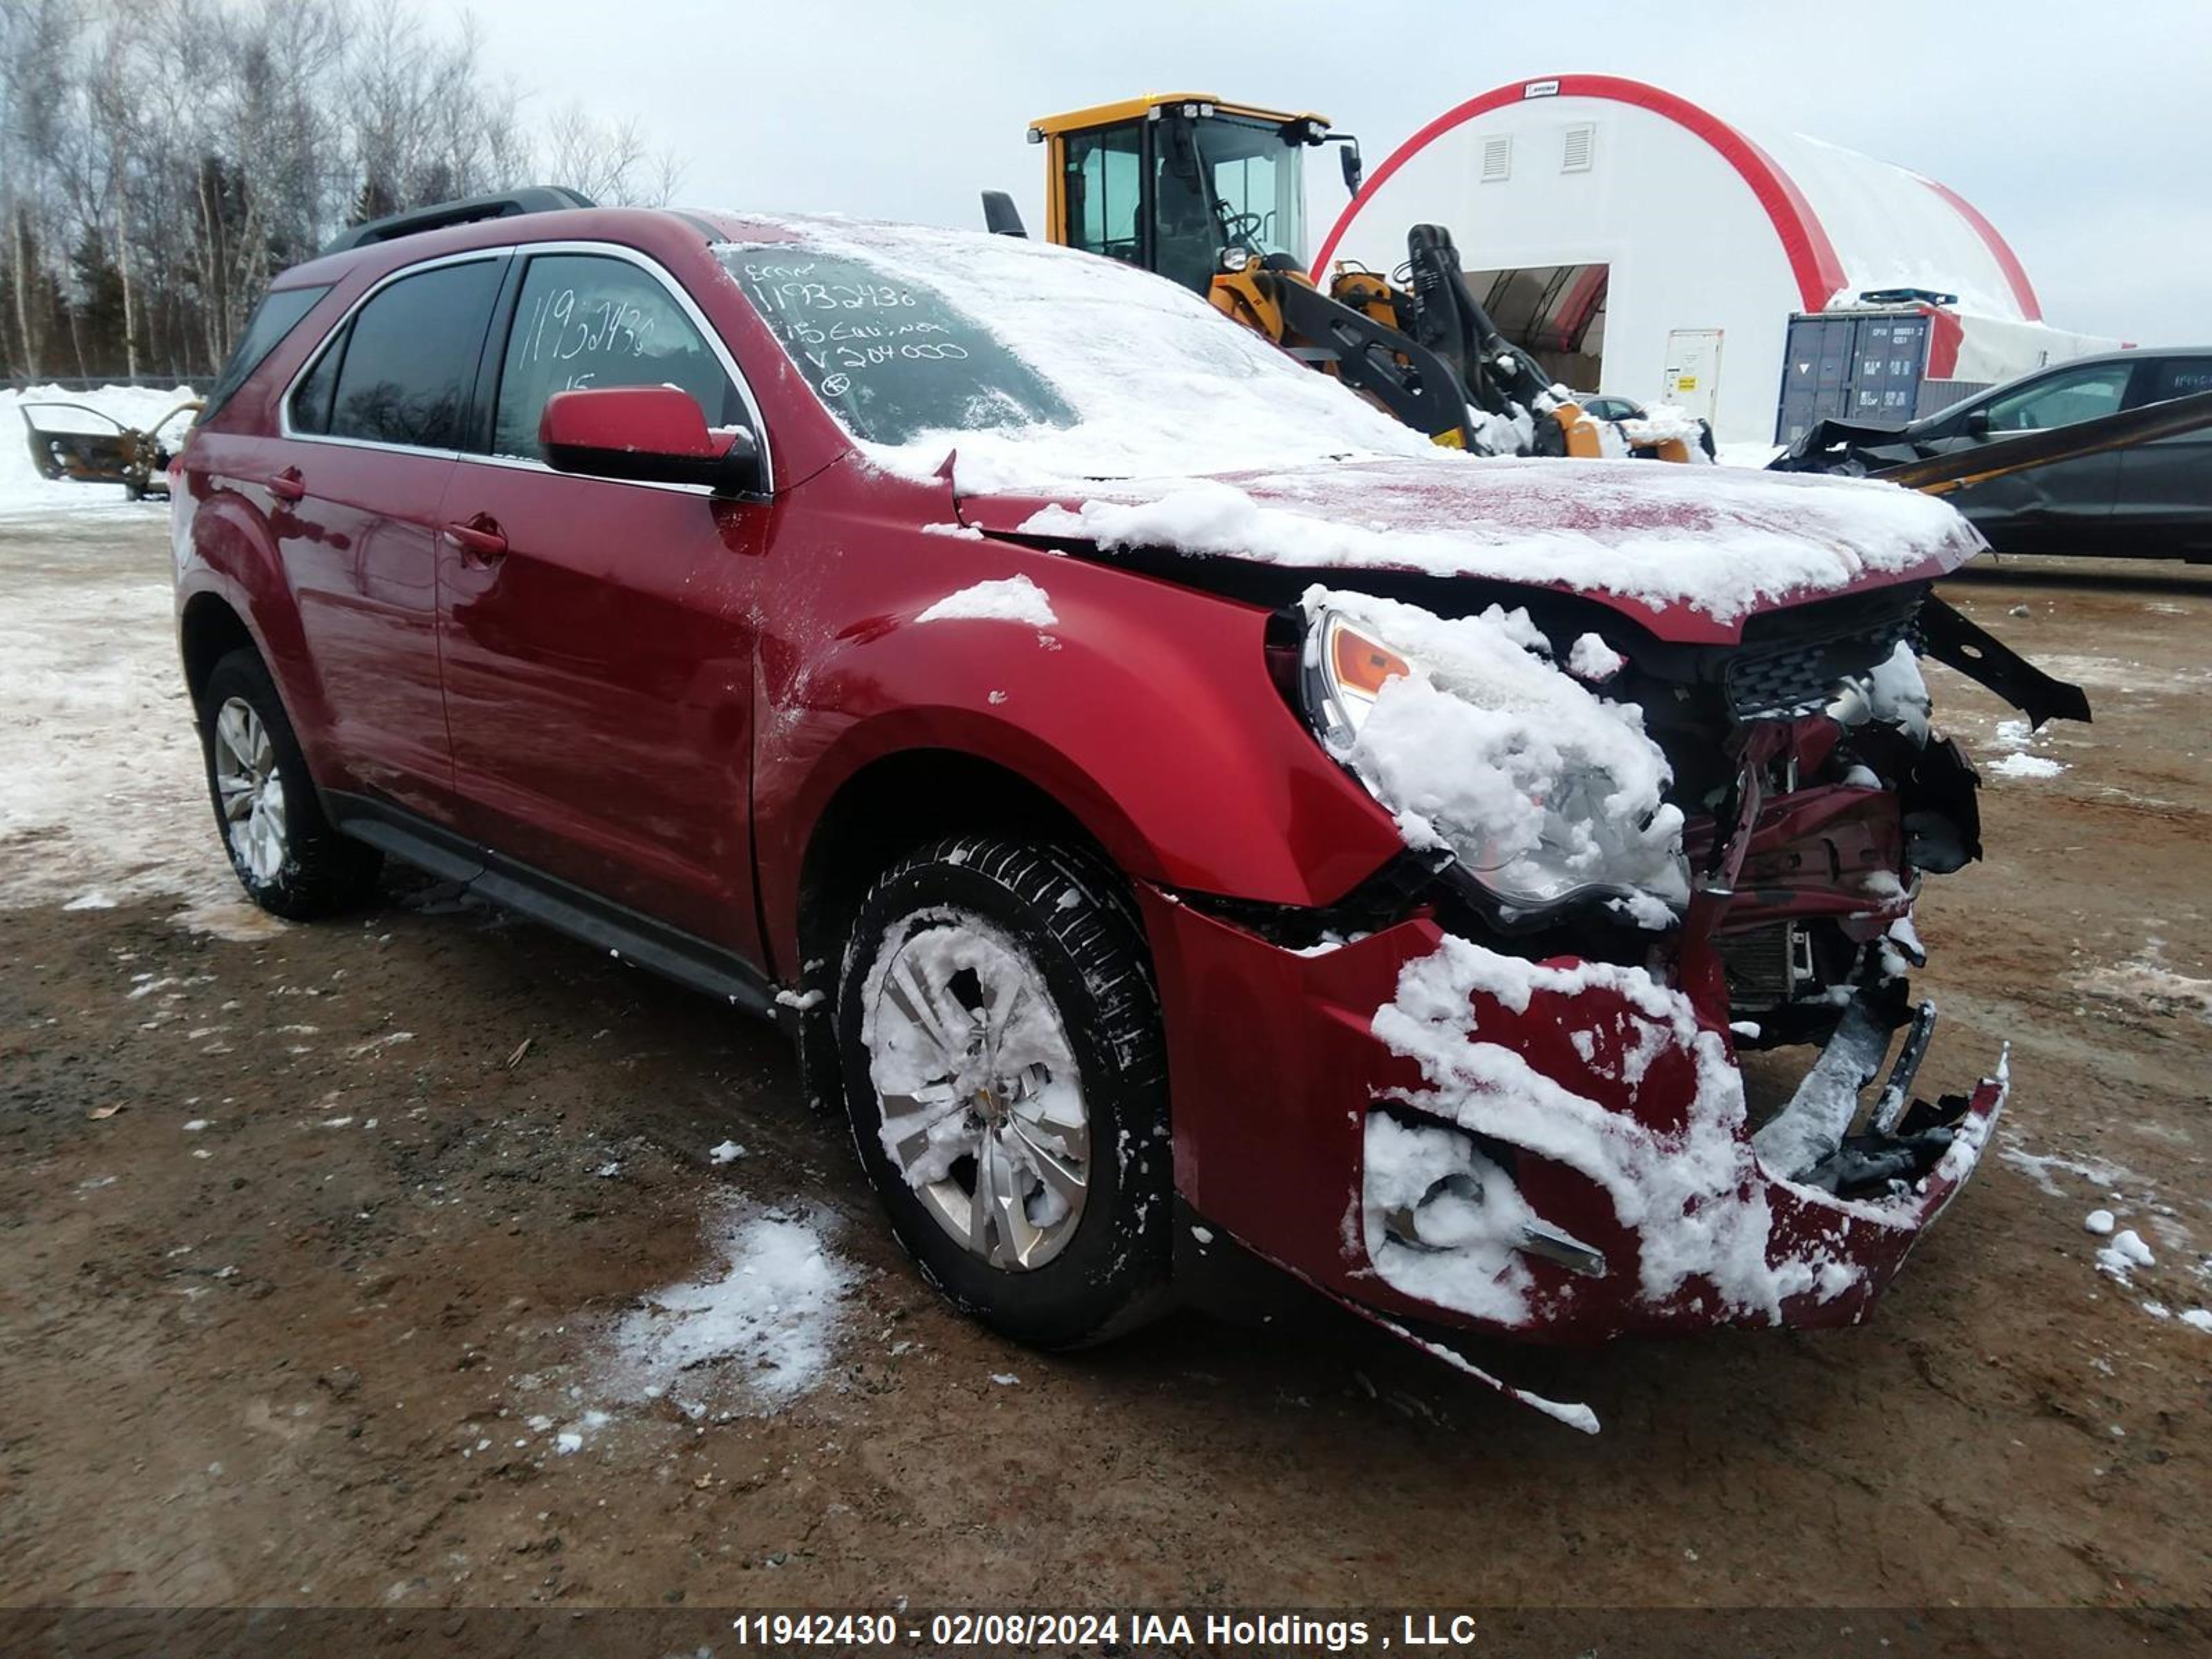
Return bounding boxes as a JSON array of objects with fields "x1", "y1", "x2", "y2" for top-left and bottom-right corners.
[{"x1": 1837, "y1": 349, "x2": 2212, "y2": 561}]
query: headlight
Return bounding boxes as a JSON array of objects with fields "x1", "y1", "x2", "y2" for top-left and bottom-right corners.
[
  {"x1": 1307, "y1": 612, "x2": 1412, "y2": 742},
  {"x1": 1301, "y1": 597, "x2": 1689, "y2": 924}
]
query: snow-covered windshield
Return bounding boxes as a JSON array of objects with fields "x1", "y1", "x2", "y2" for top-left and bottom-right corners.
[{"x1": 713, "y1": 218, "x2": 1431, "y2": 491}]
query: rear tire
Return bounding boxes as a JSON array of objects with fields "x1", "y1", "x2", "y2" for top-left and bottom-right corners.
[
  {"x1": 198, "y1": 648, "x2": 381, "y2": 919},
  {"x1": 835, "y1": 836, "x2": 1172, "y2": 1349}
]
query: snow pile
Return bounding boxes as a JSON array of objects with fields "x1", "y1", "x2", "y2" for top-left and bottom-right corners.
[
  {"x1": 1987, "y1": 717, "x2": 2066, "y2": 780},
  {"x1": 1828, "y1": 642, "x2": 1932, "y2": 744},
  {"x1": 0, "y1": 384, "x2": 197, "y2": 516},
  {"x1": 1566, "y1": 633, "x2": 1623, "y2": 682},
  {"x1": 1017, "y1": 459, "x2": 1980, "y2": 624},
  {"x1": 914, "y1": 574, "x2": 1058, "y2": 628},
  {"x1": 2095, "y1": 1227, "x2": 2155, "y2": 1283},
  {"x1": 1369, "y1": 933, "x2": 1871, "y2": 1322},
  {"x1": 1618, "y1": 402, "x2": 1709, "y2": 453},
  {"x1": 1311, "y1": 589, "x2": 1685, "y2": 908},
  {"x1": 603, "y1": 1202, "x2": 853, "y2": 1413}
]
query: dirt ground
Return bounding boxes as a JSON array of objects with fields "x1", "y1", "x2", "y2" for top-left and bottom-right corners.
[{"x1": 2, "y1": 507, "x2": 2208, "y2": 1643}]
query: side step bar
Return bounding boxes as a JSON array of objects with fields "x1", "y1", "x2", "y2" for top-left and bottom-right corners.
[{"x1": 325, "y1": 791, "x2": 780, "y2": 1022}]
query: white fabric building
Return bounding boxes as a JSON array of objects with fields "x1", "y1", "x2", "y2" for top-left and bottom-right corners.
[{"x1": 1313, "y1": 74, "x2": 2114, "y2": 442}]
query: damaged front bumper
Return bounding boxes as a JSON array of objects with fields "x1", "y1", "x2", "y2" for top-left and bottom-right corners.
[{"x1": 1139, "y1": 890, "x2": 2007, "y2": 1355}]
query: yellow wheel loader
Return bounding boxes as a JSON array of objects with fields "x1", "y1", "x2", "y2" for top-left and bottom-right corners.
[{"x1": 985, "y1": 93, "x2": 1698, "y2": 462}]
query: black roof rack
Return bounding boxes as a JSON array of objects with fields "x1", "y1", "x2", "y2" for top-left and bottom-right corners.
[{"x1": 319, "y1": 186, "x2": 598, "y2": 256}]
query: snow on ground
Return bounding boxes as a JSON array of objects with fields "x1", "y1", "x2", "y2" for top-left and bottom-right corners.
[
  {"x1": 2077, "y1": 939, "x2": 2212, "y2": 1024},
  {"x1": 0, "y1": 384, "x2": 198, "y2": 518},
  {"x1": 600, "y1": 1201, "x2": 854, "y2": 1416},
  {"x1": 2000, "y1": 1119, "x2": 2212, "y2": 1333},
  {"x1": 0, "y1": 498, "x2": 252, "y2": 922},
  {"x1": 1985, "y1": 716, "x2": 2068, "y2": 780}
]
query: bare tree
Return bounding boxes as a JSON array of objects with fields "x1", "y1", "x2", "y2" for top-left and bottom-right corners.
[
  {"x1": 539, "y1": 101, "x2": 687, "y2": 206},
  {"x1": 0, "y1": 0, "x2": 684, "y2": 379}
]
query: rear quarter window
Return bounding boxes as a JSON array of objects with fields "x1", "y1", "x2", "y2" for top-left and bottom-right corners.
[
  {"x1": 2150, "y1": 358, "x2": 2212, "y2": 401},
  {"x1": 198, "y1": 285, "x2": 331, "y2": 422}
]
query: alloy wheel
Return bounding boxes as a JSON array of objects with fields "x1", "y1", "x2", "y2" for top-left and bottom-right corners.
[
  {"x1": 865, "y1": 919, "x2": 1091, "y2": 1271},
  {"x1": 212, "y1": 696, "x2": 288, "y2": 884}
]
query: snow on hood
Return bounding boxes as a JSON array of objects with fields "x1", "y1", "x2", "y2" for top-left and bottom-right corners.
[
  {"x1": 982, "y1": 457, "x2": 1983, "y2": 632},
  {"x1": 707, "y1": 214, "x2": 1980, "y2": 632}
]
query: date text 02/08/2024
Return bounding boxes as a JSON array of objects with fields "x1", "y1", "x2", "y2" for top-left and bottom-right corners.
[{"x1": 724, "y1": 1610, "x2": 1492, "y2": 1651}]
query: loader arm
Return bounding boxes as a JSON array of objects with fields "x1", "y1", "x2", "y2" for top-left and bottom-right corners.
[{"x1": 1212, "y1": 267, "x2": 1474, "y2": 443}]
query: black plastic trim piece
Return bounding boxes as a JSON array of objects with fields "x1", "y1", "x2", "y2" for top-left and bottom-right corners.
[
  {"x1": 319, "y1": 187, "x2": 597, "y2": 256},
  {"x1": 1918, "y1": 594, "x2": 2092, "y2": 729},
  {"x1": 324, "y1": 791, "x2": 779, "y2": 1020}
]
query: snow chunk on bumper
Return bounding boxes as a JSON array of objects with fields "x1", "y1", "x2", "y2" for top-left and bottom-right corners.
[{"x1": 1371, "y1": 935, "x2": 1831, "y2": 1322}]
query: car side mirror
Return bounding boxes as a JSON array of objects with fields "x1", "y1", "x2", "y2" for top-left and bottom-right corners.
[
  {"x1": 1963, "y1": 408, "x2": 1993, "y2": 438},
  {"x1": 540, "y1": 386, "x2": 763, "y2": 496}
]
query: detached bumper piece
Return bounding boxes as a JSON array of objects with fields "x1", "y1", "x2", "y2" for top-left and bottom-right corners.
[{"x1": 1756, "y1": 991, "x2": 1978, "y2": 1198}]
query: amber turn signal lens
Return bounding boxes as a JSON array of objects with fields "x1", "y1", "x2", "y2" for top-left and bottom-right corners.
[{"x1": 1330, "y1": 623, "x2": 1411, "y2": 699}]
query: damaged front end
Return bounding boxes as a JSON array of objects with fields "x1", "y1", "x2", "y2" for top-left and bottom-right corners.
[{"x1": 1143, "y1": 576, "x2": 2086, "y2": 1420}]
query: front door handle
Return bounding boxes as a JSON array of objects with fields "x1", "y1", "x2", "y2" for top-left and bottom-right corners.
[
  {"x1": 269, "y1": 466, "x2": 306, "y2": 503},
  {"x1": 442, "y1": 516, "x2": 508, "y2": 565}
]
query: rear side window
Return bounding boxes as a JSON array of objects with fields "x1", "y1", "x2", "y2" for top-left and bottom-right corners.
[
  {"x1": 2148, "y1": 357, "x2": 2212, "y2": 401},
  {"x1": 491, "y1": 253, "x2": 744, "y2": 460},
  {"x1": 322, "y1": 259, "x2": 503, "y2": 451},
  {"x1": 200, "y1": 285, "x2": 330, "y2": 422},
  {"x1": 1983, "y1": 361, "x2": 2133, "y2": 433}
]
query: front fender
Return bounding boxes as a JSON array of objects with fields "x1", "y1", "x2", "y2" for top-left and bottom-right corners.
[{"x1": 751, "y1": 529, "x2": 1405, "y2": 966}]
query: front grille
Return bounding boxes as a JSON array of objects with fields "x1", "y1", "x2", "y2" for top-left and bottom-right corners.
[{"x1": 1723, "y1": 613, "x2": 1918, "y2": 721}]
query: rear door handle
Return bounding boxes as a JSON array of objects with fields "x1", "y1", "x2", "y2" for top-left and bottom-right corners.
[
  {"x1": 269, "y1": 466, "x2": 306, "y2": 503},
  {"x1": 442, "y1": 516, "x2": 508, "y2": 564}
]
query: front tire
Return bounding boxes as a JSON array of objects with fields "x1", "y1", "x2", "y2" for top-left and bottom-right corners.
[
  {"x1": 835, "y1": 836, "x2": 1172, "y2": 1349},
  {"x1": 198, "y1": 648, "x2": 381, "y2": 919}
]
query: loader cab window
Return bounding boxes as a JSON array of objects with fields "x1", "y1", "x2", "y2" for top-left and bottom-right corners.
[
  {"x1": 1191, "y1": 117, "x2": 1307, "y2": 266},
  {"x1": 1065, "y1": 123, "x2": 1144, "y2": 268}
]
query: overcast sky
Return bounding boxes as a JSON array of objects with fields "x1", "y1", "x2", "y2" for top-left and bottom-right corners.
[{"x1": 467, "y1": 0, "x2": 2208, "y2": 346}]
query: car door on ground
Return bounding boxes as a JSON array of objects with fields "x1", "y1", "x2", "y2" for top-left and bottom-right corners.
[
  {"x1": 2112, "y1": 355, "x2": 2212, "y2": 559},
  {"x1": 1940, "y1": 357, "x2": 2139, "y2": 552},
  {"x1": 434, "y1": 247, "x2": 771, "y2": 959},
  {"x1": 277, "y1": 254, "x2": 507, "y2": 817}
]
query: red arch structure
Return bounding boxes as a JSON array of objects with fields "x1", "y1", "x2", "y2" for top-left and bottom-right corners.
[{"x1": 1311, "y1": 74, "x2": 2041, "y2": 321}]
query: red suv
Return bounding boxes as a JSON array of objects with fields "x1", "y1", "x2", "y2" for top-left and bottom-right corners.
[{"x1": 172, "y1": 193, "x2": 2084, "y2": 1422}]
